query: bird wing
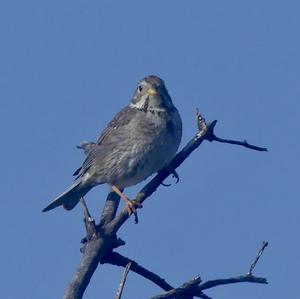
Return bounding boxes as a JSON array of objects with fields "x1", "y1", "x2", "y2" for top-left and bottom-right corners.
[
  {"x1": 74, "y1": 106, "x2": 133, "y2": 178},
  {"x1": 95, "y1": 106, "x2": 133, "y2": 145}
]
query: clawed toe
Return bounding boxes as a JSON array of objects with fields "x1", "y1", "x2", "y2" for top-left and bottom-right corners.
[
  {"x1": 170, "y1": 168, "x2": 179, "y2": 183},
  {"x1": 125, "y1": 200, "x2": 135, "y2": 215},
  {"x1": 110, "y1": 185, "x2": 143, "y2": 224},
  {"x1": 161, "y1": 166, "x2": 180, "y2": 187},
  {"x1": 125, "y1": 199, "x2": 142, "y2": 224}
]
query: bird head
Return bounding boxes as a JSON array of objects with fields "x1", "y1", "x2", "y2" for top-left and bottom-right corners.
[{"x1": 130, "y1": 75, "x2": 175, "y2": 112}]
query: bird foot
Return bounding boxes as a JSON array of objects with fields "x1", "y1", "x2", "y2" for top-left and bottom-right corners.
[
  {"x1": 110, "y1": 185, "x2": 142, "y2": 224},
  {"x1": 161, "y1": 165, "x2": 180, "y2": 187},
  {"x1": 125, "y1": 199, "x2": 142, "y2": 224},
  {"x1": 170, "y1": 168, "x2": 179, "y2": 183}
]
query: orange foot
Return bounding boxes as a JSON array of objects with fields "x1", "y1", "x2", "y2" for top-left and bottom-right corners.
[{"x1": 110, "y1": 185, "x2": 142, "y2": 223}]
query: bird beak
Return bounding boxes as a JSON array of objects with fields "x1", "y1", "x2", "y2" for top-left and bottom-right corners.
[{"x1": 147, "y1": 88, "x2": 157, "y2": 96}]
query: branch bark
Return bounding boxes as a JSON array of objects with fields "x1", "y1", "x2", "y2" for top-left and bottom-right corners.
[{"x1": 63, "y1": 237, "x2": 113, "y2": 299}]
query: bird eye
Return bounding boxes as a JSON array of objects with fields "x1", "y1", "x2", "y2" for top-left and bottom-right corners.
[{"x1": 138, "y1": 85, "x2": 143, "y2": 92}]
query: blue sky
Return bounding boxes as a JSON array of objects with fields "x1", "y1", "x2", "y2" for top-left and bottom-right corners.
[{"x1": 0, "y1": 1, "x2": 299, "y2": 298}]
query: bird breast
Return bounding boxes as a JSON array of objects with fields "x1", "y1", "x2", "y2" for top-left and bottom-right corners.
[{"x1": 102, "y1": 108, "x2": 182, "y2": 188}]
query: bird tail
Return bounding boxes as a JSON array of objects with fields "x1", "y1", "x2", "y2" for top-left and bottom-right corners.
[{"x1": 42, "y1": 180, "x2": 92, "y2": 212}]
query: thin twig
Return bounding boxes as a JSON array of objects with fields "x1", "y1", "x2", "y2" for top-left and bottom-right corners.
[
  {"x1": 247, "y1": 241, "x2": 269, "y2": 275},
  {"x1": 195, "y1": 109, "x2": 267, "y2": 152},
  {"x1": 115, "y1": 262, "x2": 132, "y2": 299},
  {"x1": 197, "y1": 274, "x2": 267, "y2": 291},
  {"x1": 211, "y1": 135, "x2": 268, "y2": 151},
  {"x1": 80, "y1": 197, "x2": 96, "y2": 243},
  {"x1": 80, "y1": 197, "x2": 93, "y2": 221}
]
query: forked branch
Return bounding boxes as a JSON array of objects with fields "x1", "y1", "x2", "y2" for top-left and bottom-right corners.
[
  {"x1": 151, "y1": 241, "x2": 268, "y2": 299},
  {"x1": 63, "y1": 111, "x2": 267, "y2": 299},
  {"x1": 103, "y1": 241, "x2": 268, "y2": 299},
  {"x1": 195, "y1": 109, "x2": 267, "y2": 152}
]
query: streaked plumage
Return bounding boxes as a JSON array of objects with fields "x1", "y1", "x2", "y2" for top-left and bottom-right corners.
[{"x1": 43, "y1": 76, "x2": 182, "y2": 213}]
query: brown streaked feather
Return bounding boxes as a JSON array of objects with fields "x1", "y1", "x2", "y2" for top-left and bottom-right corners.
[
  {"x1": 74, "y1": 106, "x2": 134, "y2": 178},
  {"x1": 95, "y1": 106, "x2": 133, "y2": 144}
]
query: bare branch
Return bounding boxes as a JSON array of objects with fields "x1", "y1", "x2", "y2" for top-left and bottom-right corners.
[
  {"x1": 115, "y1": 262, "x2": 132, "y2": 299},
  {"x1": 152, "y1": 273, "x2": 267, "y2": 299},
  {"x1": 80, "y1": 197, "x2": 96, "y2": 243},
  {"x1": 197, "y1": 274, "x2": 267, "y2": 291},
  {"x1": 64, "y1": 199, "x2": 125, "y2": 299},
  {"x1": 99, "y1": 191, "x2": 121, "y2": 226},
  {"x1": 151, "y1": 276, "x2": 202, "y2": 299},
  {"x1": 63, "y1": 237, "x2": 113, "y2": 299},
  {"x1": 247, "y1": 241, "x2": 269, "y2": 275},
  {"x1": 62, "y1": 112, "x2": 268, "y2": 299},
  {"x1": 195, "y1": 109, "x2": 267, "y2": 152},
  {"x1": 102, "y1": 252, "x2": 173, "y2": 291},
  {"x1": 152, "y1": 242, "x2": 268, "y2": 299},
  {"x1": 197, "y1": 293, "x2": 212, "y2": 299},
  {"x1": 209, "y1": 135, "x2": 268, "y2": 151}
]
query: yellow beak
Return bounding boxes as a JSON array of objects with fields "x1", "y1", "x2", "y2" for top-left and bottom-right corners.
[{"x1": 147, "y1": 88, "x2": 157, "y2": 96}]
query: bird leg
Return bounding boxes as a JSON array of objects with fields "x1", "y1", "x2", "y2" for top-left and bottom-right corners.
[{"x1": 110, "y1": 185, "x2": 142, "y2": 223}]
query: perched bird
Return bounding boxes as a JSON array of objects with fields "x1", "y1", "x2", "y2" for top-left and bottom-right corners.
[{"x1": 43, "y1": 75, "x2": 182, "y2": 215}]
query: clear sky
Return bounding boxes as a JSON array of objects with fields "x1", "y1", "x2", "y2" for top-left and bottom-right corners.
[{"x1": 0, "y1": 1, "x2": 299, "y2": 298}]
